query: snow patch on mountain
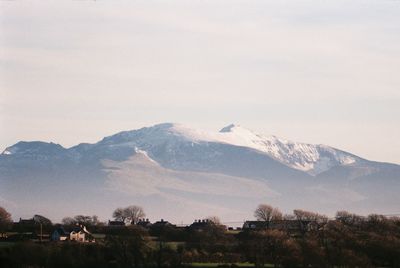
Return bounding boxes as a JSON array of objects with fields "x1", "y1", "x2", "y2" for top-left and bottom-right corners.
[
  {"x1": 133, "y1": 147, "x2": 158, "y2": 164},
  {"x1": 2, "y1": 150, "x2": 12, "y2": 155},
  {"x1": 159, "y1": 123, "x2": 360, "y2": 175}
]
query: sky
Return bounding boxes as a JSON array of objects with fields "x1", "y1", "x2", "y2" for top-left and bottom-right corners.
[{"x1": 0, "y1": 0, "x2": 399, "y2": 164}]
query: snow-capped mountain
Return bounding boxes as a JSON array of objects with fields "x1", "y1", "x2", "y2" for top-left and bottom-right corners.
[
  {"x1": 63, "y1": 122, "x2": 363, "y2": 175},
  {"x1": 0, "y1": 123, "x2": 399, "y2": 223},
  {"x1": 103, "y1": 122, "x2": 361, "y2": 175}
]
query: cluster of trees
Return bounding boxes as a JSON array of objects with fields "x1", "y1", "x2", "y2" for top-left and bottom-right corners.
[
  {"x1": 254, "y1": 204, "x2": 283, "y2": 222},
  {"x1": 0, "y1": 207, "x2": 12, "y2": 237},
  {"x1": 243, "y1": 205, "x2": 400, "y2": 267},
  {"x1": 61, "y1": 215, "x2": 101, "y2": 227},
  {"x1": 1, "y1": 205, "x2": 400, "y2": 267},
  {"x1": 112, "y1": 205, "x2": 146, "y2": 224}
]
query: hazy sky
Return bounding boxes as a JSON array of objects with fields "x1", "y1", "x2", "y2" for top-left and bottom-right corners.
[{"x1": 1, "y1": 0, "x2": 399, "y2": 164}]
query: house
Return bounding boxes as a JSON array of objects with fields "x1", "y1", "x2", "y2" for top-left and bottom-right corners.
[
  {"x1": 149, "y1": 219, "x2": 174, "y2": 235},
  {"x1": 51, "y1": 227, "x2": 69, "y2": 241},
  {"x1": 151, "y1": 219, "x2": 173, "y2": 227},
  {"x1": 0, "y1": 233, "x2": 8, "y2": 239},
  {"x1": 51, "y1": 224, "x2": 93, "y2": 243},
  {"x1": 70, "y1": 230, "x2": 86, "y2": 242},
  {"x1": 14, "y1": 218, "x2": 37, "y2": 231},
  {"x1": 189, "y1": 219, "x2": 212, "y2": 231},
  {"x1": 137, "y1": 219, "x2": 152, "y2": 228},
  {"x1": 242, "y1": 221, "x2": 269, "y2": 230},
  {"x1": 108, "y1": 220, "x2": 125, "y2": 227},
  {"x1": 18, "y1": 218, "x2": 36, "y2": 226},
  {"x1": 242, "y1": 220, "x2": 303, "y2": 233},
  {"x1": 13, "y1": 218, "x2": 50, "y2": 241},
  {"x1": 70, "y1": 225, "x2": 92, "y2": 242}
]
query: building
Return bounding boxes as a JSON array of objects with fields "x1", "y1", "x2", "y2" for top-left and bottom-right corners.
[
  {"x1": 151, "y1": 219, "x2": 172, "y2": 227},
  {"x1": 189, "y1": 219, "x2": 213, "y2": 231},
  {"x1": 242, "y1": 220, "x2": 303, "y2": 233},
  {"x1": 108, "y1": 220, "x2": 125, "y2": 227},
  {"x1": 51, "y1": 224, "x2": 93, "y2": 243},
  {"x1": 51, "y1": 227, "x2": 69, "y2": 241},
  {"x1": 149, "y1": 219, "x2": 175, "y2": 235},
  {"x1": 70, "y1": 230, "x2": 86, "y2": 242},
  {"x1": 242, "y1": 221, "x2": 269, "y2": 230},
  {"x1": 18, "y1": 218, "x2": 36, "y2": 226},
  {"x1": 70, "y1": 225, "x2": 92, "y2": 242},
  {"x1": 137, "y1": 219, "x2": 152, "y2": 228}
]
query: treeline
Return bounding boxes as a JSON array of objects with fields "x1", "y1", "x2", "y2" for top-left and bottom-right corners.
[
  {"x1": 1, "y1": 205, "x2": 400, "y2": 267},
  {"x1": 239, "y1": 212, "x2": 400, "y2": 267}
]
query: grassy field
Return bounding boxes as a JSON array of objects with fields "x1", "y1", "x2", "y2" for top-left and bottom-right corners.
[
  {"x1": 0, "y1": 242, "x2": 15, "y2": 248},
  {"x1": 186, "y1": 263, "x2": 260, "y2": 267},
  {"x1": 92, "y1": 233, "x2": 106, "y2": 239},
  {"x1": 225, "y1": 230, "x2": 241, "y2": 235}
]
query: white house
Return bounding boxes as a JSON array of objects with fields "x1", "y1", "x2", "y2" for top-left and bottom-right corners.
[
  {"x1": 52, "y1": 224, "x2": 93, "y2": 242},
  {"x1": 70, "y1": 225, "x2": 92, "y2": 242},
  {"x1": 70, "y1": 230, "x2": 86, "y2": 242}
]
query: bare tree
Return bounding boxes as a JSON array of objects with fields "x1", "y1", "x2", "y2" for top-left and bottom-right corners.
[
  {"x1": 124, "y1": 205, "x2": 145, "y2": 224},
  {"x1": 293, "y1": 209, "x2": 328, "y2": 234},
  {"x1": 283, "y1": 214, "x2": 296, "y2": 220},
  {"x1": 113, "y1": 207, "x2": 127, "y2": 222},
  {"x1": 113, "y1": 206, "x2": 145, "y2": 224},
  {"x1": 254, "y1": 204, "x2": 282, "y2": 228},
  {"x1": 0, "y1": 207, "x2": 12, "y2": 235},
  {"x1": 33, "y1": 214, "x2": 52, "y2": 225},
  {"x1": 74, "y1": 215, "x2": 100, "y2": 226},
  {"x1": 294, "y1": 209, "x2": 327, "y2": 223},
  {"x1": 336, "y1": 210, "x2": 364, "y2": 226},
  {"x1": 206, "y1": 216, "x2": 222, "y2": 225},
  {"x1": 62, "y1": 217, "x2": 76, "y2": 226},
  {"x1": 255, "y1": 204, "x2": 273, "y2": 221}
]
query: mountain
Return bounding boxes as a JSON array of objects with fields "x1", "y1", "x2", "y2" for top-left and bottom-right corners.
[{"x1": 1, "y1": 123, "x2": 399, "y2": 224}]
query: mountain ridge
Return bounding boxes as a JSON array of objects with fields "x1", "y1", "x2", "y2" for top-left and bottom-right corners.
[
  {"x1": 0, "y1": 123, "x2": 399, "y2": 222},
  {"x1": 2, "y1": 122, "x2": 371, "y2": 175}
]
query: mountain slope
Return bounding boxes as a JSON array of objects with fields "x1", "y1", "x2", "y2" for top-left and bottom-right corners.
[
  {"x1": 0, "y1": 123, "x2": 399, "y2": 223},
  {"x1": 64, "y1": 122, "x2": 365, "y2": 176}
]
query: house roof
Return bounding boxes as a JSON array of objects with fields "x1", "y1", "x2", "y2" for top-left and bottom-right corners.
[
  {"x1": 108, "y1": 220, "x2": 125, "y2": 226},
  {"x1": 137, "y1": 219, "x2": 152, "y2": 228},
  {"x1": 53, "y1": 227, "x2": 69, "y2": 236},
  {"x1": 18, "y1": 218, "x2": 36, "y2": 225},
  {"x1": 67, "y1": 224, "x2": 91, "y2": 234},
  {"x1": 189, "y1": 220, "x2": 213, "y2": 230},
  {"x1": 243, "y1": 220, "x2": 303, "y2": 230},
  {"x1": 152, "y1": 219, "x2": 173, "y2": 227}
]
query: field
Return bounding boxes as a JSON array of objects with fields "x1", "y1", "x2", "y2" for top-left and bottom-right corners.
[
  {"x1": 187, "y1": 263, "x2": 258, "y2": 267},
  {"x1": 0, "y1": 242, "x2": 15, "y2": 248}
]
